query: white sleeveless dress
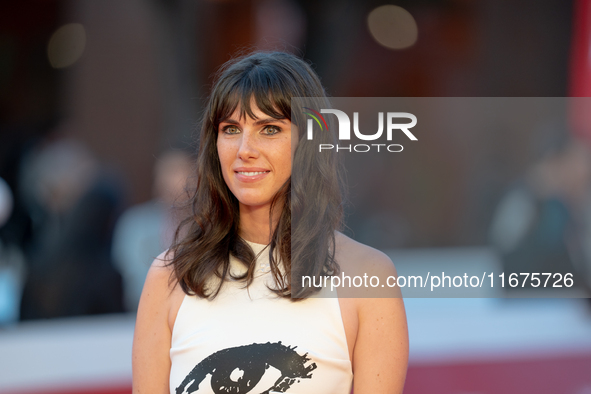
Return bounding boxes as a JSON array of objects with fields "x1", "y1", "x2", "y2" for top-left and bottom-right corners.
[{"x1": 169, "y1": 241, "x2": 353, "y2": 394}]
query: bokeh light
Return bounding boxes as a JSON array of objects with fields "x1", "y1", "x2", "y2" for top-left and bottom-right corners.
[
  {"x1": 367, "y1": 5, "x2": 418, "y2": 50},
  {"x1": 47, "y1": 23, "x2": 86, "y2": 69}
]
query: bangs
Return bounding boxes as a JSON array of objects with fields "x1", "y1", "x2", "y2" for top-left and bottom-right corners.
[{"x1": 211, "y1": 63, "x2": 294, "y2": 126}]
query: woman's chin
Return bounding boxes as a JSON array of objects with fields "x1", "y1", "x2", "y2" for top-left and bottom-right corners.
[{"x1": 237, "y1": 198, "x2": 273, "y2": 211}]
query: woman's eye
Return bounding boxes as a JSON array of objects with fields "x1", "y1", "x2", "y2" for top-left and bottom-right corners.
[
  {"x1": 263, "y1": 125, "x2": 281, "y2": 135},
  {"x1": 222, "y1": 125, "x2": 240, "y2": 134}
]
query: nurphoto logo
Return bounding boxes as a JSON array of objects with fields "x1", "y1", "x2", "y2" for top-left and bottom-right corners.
[{"x1": 304, "y1": 108, "x2": 418, "y2": 153}]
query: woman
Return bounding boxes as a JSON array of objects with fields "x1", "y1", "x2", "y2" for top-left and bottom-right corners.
[{"x1": 133, "y1": 51, "x2": 408, "y2": 393}]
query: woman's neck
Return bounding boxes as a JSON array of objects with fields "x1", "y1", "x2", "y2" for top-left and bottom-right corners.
[{"x1": 238, "y1": 203, "x2": 279, "y2": 245}]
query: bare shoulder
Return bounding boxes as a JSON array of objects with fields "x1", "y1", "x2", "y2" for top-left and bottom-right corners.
[
  {"x1": 141, "y1": 250, "x2": 177, "y2": 300},
  {"x1": 150, "y1": 249, "x2": 176, "y2": 271},
  {"x1": 139, "y1": 249, "x2": 185, "y2": 330},
  {"x1": 334, "y1": 231, "x2": 398, "y2": 279}
]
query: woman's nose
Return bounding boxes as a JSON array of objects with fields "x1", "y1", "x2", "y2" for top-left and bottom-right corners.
[{"x1": 237, "y1": 131, "x2": 259, "y2": 160}]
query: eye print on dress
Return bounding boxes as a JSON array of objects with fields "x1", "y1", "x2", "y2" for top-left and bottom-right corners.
[{"x1": 175, "y1": 341, "x2": 317, "y2": 394}]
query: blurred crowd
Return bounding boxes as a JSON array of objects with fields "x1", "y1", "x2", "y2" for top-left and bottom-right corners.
[
  {"x1": 0, "y1": 128, "x2": 192, "y2": 324},
  {"x1": 489, "y1": 137, "x2": 591, "y2": 293}
]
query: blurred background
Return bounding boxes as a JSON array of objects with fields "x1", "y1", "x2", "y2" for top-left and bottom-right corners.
[{"x1": 1, "y1": 0, "x2": 591, "y2": 393}]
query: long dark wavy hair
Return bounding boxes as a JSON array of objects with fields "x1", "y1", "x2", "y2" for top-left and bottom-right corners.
[{"x1": 169, "y1": 51, "x2": 344, "y2": 300}]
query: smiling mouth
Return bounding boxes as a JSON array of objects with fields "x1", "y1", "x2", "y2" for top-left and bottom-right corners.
[{"x1": 236, "y1": 171, "x2": 270, "y2": 176}]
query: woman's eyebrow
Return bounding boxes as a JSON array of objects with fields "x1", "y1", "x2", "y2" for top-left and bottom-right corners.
[
  {"x1": 253, "y1": 117, "x2": 287, "y2": 126},
  {"x1": 219, "y1": 117, "x2": 287, "y2": 126},
  {"x1": 219, "y1": 119, "x2": 240, "y2": 125}
]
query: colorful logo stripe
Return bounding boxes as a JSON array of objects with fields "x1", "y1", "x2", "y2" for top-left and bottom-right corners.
[{"x1": 303, "y1": 107, "x2": 329, "y2": 131}]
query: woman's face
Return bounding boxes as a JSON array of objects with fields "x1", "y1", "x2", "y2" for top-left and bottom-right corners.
[{"x1": 217, "y1": 102, "x2": 294, "y2": 211}]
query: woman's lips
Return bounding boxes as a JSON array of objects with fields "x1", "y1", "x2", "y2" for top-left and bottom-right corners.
[{"x1": 234, "y1": 168, "x2": 270, "y2": 182}]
